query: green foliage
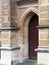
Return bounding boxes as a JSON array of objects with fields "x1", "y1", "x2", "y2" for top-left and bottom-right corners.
[
  {"x1": 47, "y1": 31, "x2": 49, "y2": 41},
  {"x1": 47, "y1": 34, "x2": 49, "y2": 40},
  {"x1": 0, "y1": 41, "x2": 1, "y2": 47},
  {"x1": 34, "y1": 63, "x2": 46, "y2": 65}
]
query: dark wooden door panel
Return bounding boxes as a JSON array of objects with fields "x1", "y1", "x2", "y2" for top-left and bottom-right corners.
[{"x1": 29, "y1": 15, "x2": 38, "y2": 60}]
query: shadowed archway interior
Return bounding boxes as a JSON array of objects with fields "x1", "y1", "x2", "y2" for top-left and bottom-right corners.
[{"x1": 28, "y1": 14, "x2": 38, "y2": 60}]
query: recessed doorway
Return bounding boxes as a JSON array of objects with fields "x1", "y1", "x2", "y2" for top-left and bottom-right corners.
[{"x1": 28, "y1": 14, "x2": 38, "y2": 60}]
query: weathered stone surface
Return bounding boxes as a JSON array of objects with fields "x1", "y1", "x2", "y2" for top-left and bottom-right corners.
[
  {"x1": 39, "y1": 0, "x2": 48, "y2": 4},
  {"x1": 40, "y1": 32, "x2": 48, "y2": 39},
  {"x1": 39, "y1": 19, "x2": 49, "y2": 25},
  {"x1": 0, "y1": 0, "x2": 49, "y2": 65},
  {"x1": 40, "y1": 40, "x2": 49, "y2": 46},
  {"x1": 1, "y1": 31, "x2": 10, "y2": 39},
  {"x1": 39, "y1": 6, "x2": 49, "y2": 12},
  {"x1": 1, "y1": 31, "x2": 10, "y2": 47},
  {"x1": 40, "y1": 12, "x2": 49, "y2": 18},
  {"x1": 2, "y1": 22, "x2": 10, "y2": 27},
  {"x1": 39, "y1": 29, "x2": 48, "y2": 32}
]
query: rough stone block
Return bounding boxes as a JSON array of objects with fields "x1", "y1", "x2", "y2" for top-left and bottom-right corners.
[
  {"x1": 2, "y1": 39, "x2": 10, "y2": 47},
  {"x1": 39, "y1": 6, "x2": 49, "y2": 12},
  {"x1": 40, "y1": 13, "x2": 49, "y2": 18},
  {"x1": 40, "y1": 40, "x2": 49, "y2": 46},
  {"x1": 2, "y1": 22, "x2": 10, "y2": 27},
  {"x1": 39, "y1": 29, "x2": 48, "y2": 32},
  {"x1": 39, "y1": 19, "x2": 49, "y2": 25},
  {"x1": 40, "y1": 32, "x2": 48, "y2": 39}
]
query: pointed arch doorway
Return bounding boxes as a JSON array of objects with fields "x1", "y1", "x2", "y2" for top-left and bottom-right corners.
[
  {"x1": 19, "y1": 9, "x2": 39, "y2": 61},
  {"x1": 28, "y1": 14, "x2": 38, "y2": 60}
]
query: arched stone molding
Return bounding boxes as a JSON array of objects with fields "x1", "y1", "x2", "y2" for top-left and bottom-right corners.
[
  {"x1": 19, "y1": 7, "x2": 39, "y2": 27},
  {"x1": 19, "y1": 7, "x2": 39, "y2": 62}
]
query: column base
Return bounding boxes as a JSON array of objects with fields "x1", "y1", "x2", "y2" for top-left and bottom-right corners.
[
  {"x1": 19, "y1": 57, "x2": 28, "y2": 63},
  {"x1": 0, "y1": 46, "x2": 20, "y2": 65},
  {"x1": 0, "y1": 60, "x2": 11, "y2": 65},
  {"x1": 35, "y1": 47, "x2": 49, "y2": 65}
]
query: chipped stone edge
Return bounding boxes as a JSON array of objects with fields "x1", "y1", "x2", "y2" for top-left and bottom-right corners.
[
  {"x1": 0, "y1": 46, "x2": 20, "y2": 51},
  {"x1": 35, "y1": 47, "x2": 49, "y2": 53},
  {"x1": 0, "y1": 27, "x2": 19, "y2": 31}
]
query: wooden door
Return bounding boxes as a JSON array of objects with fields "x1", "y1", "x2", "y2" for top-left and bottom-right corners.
[{"x1": 29, "y1": 15, "x2": 38, "y2": 60}]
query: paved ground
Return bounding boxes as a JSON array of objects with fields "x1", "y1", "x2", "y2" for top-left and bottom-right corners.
[{"x1": 17, "y1": 60, "x2": 36, "y2": 65}]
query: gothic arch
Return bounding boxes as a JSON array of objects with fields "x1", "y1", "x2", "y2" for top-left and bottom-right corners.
[
  {"x1": 19, "y1": 7, "x2": 39, "y2": 60},
  {"x1": 19, "y1": 7, "x2": 39, "y2": 27}
]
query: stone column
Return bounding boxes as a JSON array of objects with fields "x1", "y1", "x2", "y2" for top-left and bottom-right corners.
[
  {"x1": 35, "y1": 0, "x2": 49, "y2": 64},
  {"x1": 10, "y1": 0, "x2": 20, "y2": 64},
  {"x1": 0, "y1": 0, "x2": 2, "y2": 63},
  {"x1": 1, "y1": 0, "x2": 11, "y2": 65},
  {"x1": 0, "y1": 0, "x2": 20, "y2": 65}
]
